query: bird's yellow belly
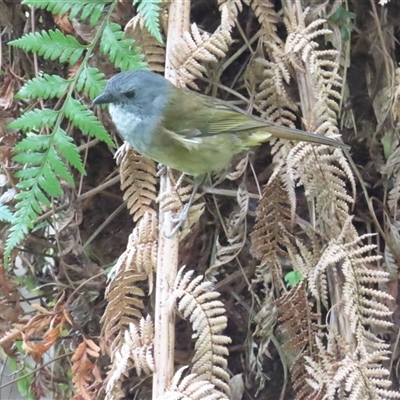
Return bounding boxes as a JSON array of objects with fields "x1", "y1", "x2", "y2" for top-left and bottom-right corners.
[{"x1": 142, "y1": 134, "x2": 234, "y2": 176}]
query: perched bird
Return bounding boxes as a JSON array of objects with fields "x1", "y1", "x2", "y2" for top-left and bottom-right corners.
[{"x1": 93, "y1": 70, "x2": 348, "y2": 177}]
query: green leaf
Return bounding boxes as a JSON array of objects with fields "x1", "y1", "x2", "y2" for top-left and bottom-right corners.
[
  {"x1": 284, "y1": 271, "x2": 303, "y2": 289},
  {"x1": 100, "y1": 23, "x2": 146, "y2": 71},
  {"x1": 15, "y1": 167, "x2": 43, "y2": 184},
  {"x1": 76, "y1": 67, "x2": 106, "y2": 100},
  {"x1": 329, "y1": 6, "x2": 356, "y2": 23},
  {"x1": 16, "y1": 185, "x2": 50, "y2": 209},
  {"x1": 47, "y1": 147, "x2": 75, "y2": 186},
  {"x1": 0, "y1": 204, "x2": 14, "y2": 223},
  {"x1": 64, "y1": 97, "x2": 113, "y2": 146},
  {"x1": 23, "y1": 0, "x2": 73, "y2": 15},
  {"x1": 23, "y1": 0, "x2": 107, "y2": 26},
  {"x1": 8, "y1": 109, "x2": 59, "y2": 132},
  {"x1": 5, "y1": 125, "x2": 83, "y2": 259},
  {"x1": 38, "y1": 163, "x2": 63, "y2": 197},
  {"x1": 14, "y1": 132, "x2": 51, "y2": 152},
  {"x1": 9, "y1": 29, "x2": 86, "y2": 65},
  {"x1": 17, "y1": 74, "x2": 69, "y2": 100},
  {"x1": 79, "y1": 0, "x2": 106, "y2": 26},
  {"x1": 17, "y1": 375, "x2": 35, "y2": 400},
  {"x1": 13, "y1": 151, "x2": 46, "y2": 165},
  {"x1": 53, "y1": 127, "x2": 85, "y2": 174},
  {"x1": 329, "y1": 6, "x2": 355, "y2": 42},
  {"x1": 5, "y1": 188, "x2": 42, "y2": 256},
  {"x1": 133, "y1": 0, "x2": 163, "y2": 43}
]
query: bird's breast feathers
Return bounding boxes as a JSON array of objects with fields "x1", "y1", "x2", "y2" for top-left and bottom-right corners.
[{"x1": 109, "y1": 103, "x2": 142, "y2": 138}]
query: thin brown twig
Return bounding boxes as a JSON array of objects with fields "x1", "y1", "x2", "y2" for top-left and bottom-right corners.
[{"x1": 0, "y1": 352, "x2": 74, "y2": 391}]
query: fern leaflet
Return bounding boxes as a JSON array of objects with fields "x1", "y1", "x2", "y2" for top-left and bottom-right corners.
[
  {"x1": 16, "y1": 74, "x2": 69, "y2": 100},
  {"x1": 8, "y1": 109, "x2": 59, "y2": 132},
  {"x1": 76, "y1": 67, "x2": 106, "y2": 100},
  {"x1": 9, "y1": 29, "x2": 86, "y2": 65},
  {"x1": 0, "y1": 204, "x2": 14, "y2": 223},
  {"x1": 23, "y1": 0, "x2": 107, "y2": 26},
  {"x1": 64, "y1": 98, "x2": 113, "y2": 146},
  {"x1": 133, "y1": 0, "x2": 163, "y2": 43},
  {"x1": 100, "y1": 23, "x2": 146, "y2": 71}
]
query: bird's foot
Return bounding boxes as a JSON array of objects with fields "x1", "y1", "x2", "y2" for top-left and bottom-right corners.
[
  {"x1": 156, "y1": 164, "x2": 167, "y2": 177},
  {"x1": 165, "y1": 203, "x2": 190, "y2": 238}
]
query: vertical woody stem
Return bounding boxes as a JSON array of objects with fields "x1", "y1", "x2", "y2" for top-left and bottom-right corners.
[{"x1": 152, "y1": 1, "x2": 190, "y2": 398}]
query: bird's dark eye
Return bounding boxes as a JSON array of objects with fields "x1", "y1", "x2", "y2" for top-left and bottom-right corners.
[{"x1": 124, "y1": 90, "x2": 136, "y2": 99}]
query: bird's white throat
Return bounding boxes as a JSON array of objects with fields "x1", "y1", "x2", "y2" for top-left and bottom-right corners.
[{"x1": 109, "y1": 103, "x2": 142, "y2": 139}]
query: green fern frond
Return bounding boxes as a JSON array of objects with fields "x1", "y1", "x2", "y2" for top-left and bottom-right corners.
[
  {"x1": 64, "y1": 98, "x2": 113, "y2": 146},
  {"x1": 23, "y1": 0, "x2": 72, "y2": 15},
  {"x1": 6, "y1": 187, "x2": 47, "y2": 252},
  {"x1": 52, "y1": 127, "x2": 85, "y2": 173},
  {"x1": 8, "y1": 109, "x2": 59, "y2": 132},
  {"x1": 4, "y1": 1, "x2": 135, "y2": 263},
  {"x1": 23, "y1": 0, "x2": 107, "y2": 26},
  {"x1": 9, "y1": 29, "x2": 86, "y2": 65},
  {"x1": 133, "y1": 0, "x2": 163, "y2": 43},
  {"x1": 5, "y1": 126, "x2": 87, "y2": 257},
  {"x1": 0, "y1": 204, "x2": 14, "y2": 223},
  {"x1": 76, "y1": 67, "x2": 106, "y2": 100},
  {"x1": 16, "y1": 74, "x2": 69, "y2": 100},
  {"x1": 100, "y1": 23, "x2": 146, "y2": 71},
  {"x1": 71, "y1": 0, "x2": 106, "y2": 26}
]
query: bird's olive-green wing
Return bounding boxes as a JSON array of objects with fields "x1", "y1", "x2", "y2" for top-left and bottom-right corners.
[
  {"x1": 162, "y1": 87, "x2": 266, "y2": 137},
  {"x1": 162, "y1": 86, "x2": 349, "y2": 149}
]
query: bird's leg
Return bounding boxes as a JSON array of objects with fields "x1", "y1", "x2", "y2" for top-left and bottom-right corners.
[
  {"x1": 165, "y1": 175, "x2": 205, "y2": 238},
  {"x1": 175, "y1": 172, "x2": 186, "y2": 188},
  {"x1": 156, "y1": 163, "x2": 167, "y2": 177}
]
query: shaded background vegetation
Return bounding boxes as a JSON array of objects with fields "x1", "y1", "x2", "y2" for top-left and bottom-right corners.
[{"x1": 0, "y1": 0, "x2": 399, "y2": 399}]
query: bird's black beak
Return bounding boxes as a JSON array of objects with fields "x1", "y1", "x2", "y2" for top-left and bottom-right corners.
[{"x1": 93, "y1": 92, "x2": 113, "y2": 105}]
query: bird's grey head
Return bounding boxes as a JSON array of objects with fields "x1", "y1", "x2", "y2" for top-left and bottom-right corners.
[{"x1": 93, "y1": 70, "x2": 171, "y2": 119}]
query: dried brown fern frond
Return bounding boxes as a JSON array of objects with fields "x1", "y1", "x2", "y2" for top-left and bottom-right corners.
[
  {"x1": 157, "y1": 367, "x2": 227, "y2": 400},
  {"x1": 128, "y1": 211, "x2": 158, "y2": 278},
  {"x1": 157, "y1": 183, "x2": 205, "y2": 238},
  {"x1": 180, "y1": 203, "x2": 205, "y2": 239},
  {"x1": 251, "y1": 293, "x2": 278, "y2": 394},
  {"x1": 101, "y1": 271, "x2": 146, "y2": 354},
  {"x1": 250, "y1": 173, "x2": 296, "y2": 286},
  {"x1": 101, "y1": 212, "x2": 158, "y2": 353},
  {"x1": 281, "y1": 11, "x2": 345, "y2": 166},
  {"x1": 284, "y1": 16, "x2": 343, "y2": 139},
  {"x1": 255, "y1": 45, "x2": 298, "y2": 126},
  {"x1": 270, "y1": 12, "x2": 354, "y2": 235},
  {"x1": 247, "y1": 0, "x2": 281, "y2": 44},
  {"x1": 217, "y1": 0, "x2": 243, "y2": 21},
  {"x1": 275, "y1": 281, "x2": 321, "y2": 364},
  {"x1": 106, "y1": 316, "x2": 155, "y2": 400},
  {"x1": 290, "y1": 216, "x2": 399, "y2": 397},
  {"x1": 170, "y1": 3, "x2": 234, "y2": 89},
  {"x1": 307, "y1": 217, "x2": 392, "y2": 333},
  {"x1": 211, "y1": 183, "x2": 249, "y2": 270},
  {"x1": 172, "y1": 268, "x2": 232, "y2": 396},
  {"x1": 275, "y1": 281, "x2": 323, "y2": 399},
  {"x1": 291, "y1": 229, "x2": 329, "y2": 307},
  {"x1": 124, "y1": 14, "x2": 165, "y2": 72},
  {"x1": 158, "y1": 182, "x2": 194, "y2": 214},
  {"x1": 304, "y1": 333, "x2": 400, "y2": 400},
  {"x1": 110, "y1": 211, "x2": 158, "y2": 281},
  {"x1": 287, "y1": 145, "x2": 354, "y2": 234},
  {"x1": 117, "y1": 145, "x2": 157, "y2": 223},
  {"x1": 226, "y1": 155, "x2": 249, "y2": 181}
]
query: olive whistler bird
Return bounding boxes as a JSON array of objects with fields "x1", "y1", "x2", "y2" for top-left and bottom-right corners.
[{"x1": 93, "y1": 70, "x2": 349, "y2": 233}]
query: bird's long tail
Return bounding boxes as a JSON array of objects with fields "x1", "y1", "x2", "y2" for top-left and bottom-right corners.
[{"x1": 251, "y1": 124, "x2": 349, "y2": 149}]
